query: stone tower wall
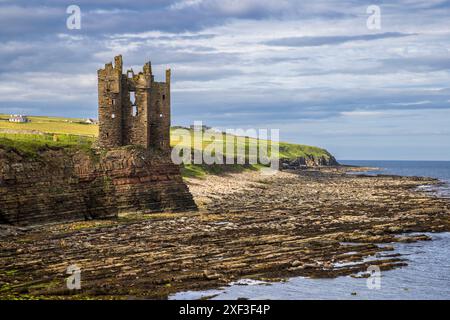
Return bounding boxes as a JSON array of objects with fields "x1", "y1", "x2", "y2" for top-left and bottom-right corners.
[
  {"x1": 149, "y1": 81, "x2": 170, "y2": 151},
  {"x1": 98, "y1": 56, "x2": 170, "y2": 151},
  {"x1": 98, "y1": 58, "x2": 123, "y2": 148},
  {"x1": 122, "y1": 72, "x2": 151, "y2": 148}
]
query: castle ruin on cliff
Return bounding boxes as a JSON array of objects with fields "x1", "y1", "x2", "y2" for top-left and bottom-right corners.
[{"x1": 0, "y1": 56, "x2": 197, "y2": 226}]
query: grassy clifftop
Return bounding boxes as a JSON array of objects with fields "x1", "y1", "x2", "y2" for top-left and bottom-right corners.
[{"x1": 0, "y1": 114, "x2": 336, "y2": 176}]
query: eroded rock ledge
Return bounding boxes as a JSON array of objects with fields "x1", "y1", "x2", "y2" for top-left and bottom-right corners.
[
  {"x1": 0, "y1": 168, "x2": 448, "y2": 299},
  {"x1": 0, "y1": 146, "x2": 197, "y2": 225}
]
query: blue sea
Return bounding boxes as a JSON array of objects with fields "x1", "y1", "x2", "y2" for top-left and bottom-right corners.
[
  {"x1": 342, "y1": 160, "x2": 450, "y2": 198},
  {"x1": 171, "y1": 161, "x2": 450, "y2": 300}
]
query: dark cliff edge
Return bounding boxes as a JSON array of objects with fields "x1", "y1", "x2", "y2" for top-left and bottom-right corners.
[
  {"x1": 0, "y1": 145, "x2": 197, "y2": 226},
  {"x1": 280, "y1": 154, "x2": 339, "y2": 170}
]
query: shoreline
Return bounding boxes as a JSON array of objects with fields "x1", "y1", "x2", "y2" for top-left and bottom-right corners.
[
  {"x1": 170, "y1": 231, "x2": 450, "y2": 300},
  {"x1": 0, "y1": 166, "x2": 449, "y2": 299},
  {"x1": 341, "y1": 164, "x2": 450, "y2": 197}
]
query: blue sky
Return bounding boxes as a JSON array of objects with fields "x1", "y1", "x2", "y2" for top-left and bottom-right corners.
[{"x1": 0, "y1": 0, "x2": 449, "y2": 160}]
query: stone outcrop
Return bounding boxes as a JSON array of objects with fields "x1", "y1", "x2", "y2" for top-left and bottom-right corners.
[
  {"x1": 280, "y1": 155, "x2": 339, "y2": 170},
  {"x1": 0, "y1": 146, "x2": 197, "y2": 226}
]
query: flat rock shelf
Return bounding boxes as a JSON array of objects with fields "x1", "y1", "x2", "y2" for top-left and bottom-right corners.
[{"x1": 0, "y1": 167, "x2": 449, "y2": 299}]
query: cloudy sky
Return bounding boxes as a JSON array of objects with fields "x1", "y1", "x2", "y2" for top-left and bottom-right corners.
[{"x1": 0, "y1": 0, "x2": 449, "y2": 160}]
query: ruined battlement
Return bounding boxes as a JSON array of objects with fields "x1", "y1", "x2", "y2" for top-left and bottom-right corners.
[{"x1": 98, "y1": 55, "x2": 171, "y2": 151}]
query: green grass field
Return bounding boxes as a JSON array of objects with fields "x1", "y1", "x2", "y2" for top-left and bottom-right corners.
[
  {"x1": 0, "y1": 114, "x2": 334, "y2": 177},
  {"x1": 0, "y1": 114, "x2": 98, "y2": 136}
]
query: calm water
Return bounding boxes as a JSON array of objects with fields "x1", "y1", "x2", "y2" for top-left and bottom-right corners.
[
  {"x1": 171, "y1": 161, "x2": 450, "y2": 300},
  {"x1": 342, "y1": 160, "x2": 450, "y2": 198}
]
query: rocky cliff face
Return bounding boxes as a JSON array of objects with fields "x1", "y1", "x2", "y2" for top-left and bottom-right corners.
[
  {"x1": 0, "y1": 146, "x2": 197, "y2": 226},
  {"x1": 280, "y1": 154, "x2": 339, "y2": 170}
]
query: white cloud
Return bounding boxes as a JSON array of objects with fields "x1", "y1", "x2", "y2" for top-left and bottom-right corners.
[
  {"x1": 170, "y1": 0, "x2": 204, "y2": 10},
  {"x1": 0, "y1": 72, "x2": 96, "y2": 102},
  {"x1": 340, "y1": 111, "x2": 385, "y2": 117}
]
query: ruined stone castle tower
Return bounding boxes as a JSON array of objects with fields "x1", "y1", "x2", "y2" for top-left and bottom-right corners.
[{"x1": 98, "y1": 55, "x2": 171, "y2": 151}]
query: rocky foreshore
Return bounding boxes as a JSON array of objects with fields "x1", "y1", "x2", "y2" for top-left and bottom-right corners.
[{"x1": 0, "y1": 166, "x2": 449, "y2": 299}]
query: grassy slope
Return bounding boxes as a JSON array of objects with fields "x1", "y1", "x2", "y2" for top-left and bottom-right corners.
[{"x1": 0, "y1": 114, "x2": 334, "y2": 177}]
